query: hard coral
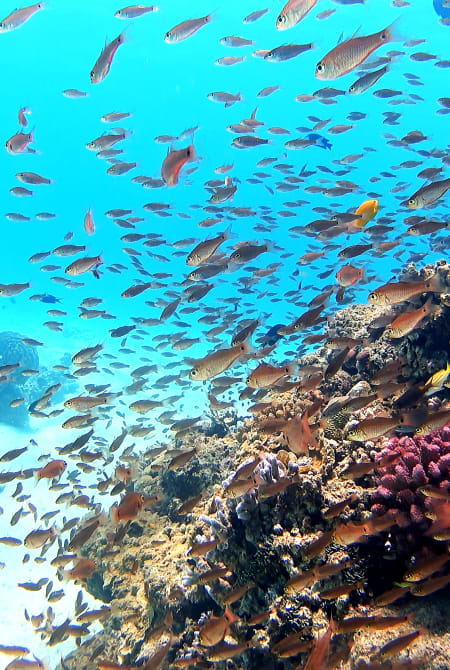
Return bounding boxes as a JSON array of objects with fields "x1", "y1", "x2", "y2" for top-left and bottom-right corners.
[{"x1": 371, "y1": 426, "x2": 450, "y2": 525}]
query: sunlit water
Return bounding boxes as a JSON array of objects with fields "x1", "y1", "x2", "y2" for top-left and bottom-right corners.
[{"x1": 0, "y1": 0, "x2": 448, "y2": 666}]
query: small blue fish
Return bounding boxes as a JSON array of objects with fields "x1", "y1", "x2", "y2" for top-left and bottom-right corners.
[
  {"x1": 258, "y1": 324, "x2": 284, "y2": 347},
  {"x1": 305, "y1": 133, "x2": 332, "y2": 150},
  {"x1": 41, "y1": 294, "x2": 61, "y2": 304}
]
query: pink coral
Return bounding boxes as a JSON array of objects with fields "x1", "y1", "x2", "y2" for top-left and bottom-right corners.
[{"x1": 371, "y1": 427, "x2": 450, "y2": 525}]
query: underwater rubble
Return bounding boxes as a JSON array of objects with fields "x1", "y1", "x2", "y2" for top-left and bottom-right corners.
[{"x1": 27, "y1": 261, "x2": 450, "y2": 670}]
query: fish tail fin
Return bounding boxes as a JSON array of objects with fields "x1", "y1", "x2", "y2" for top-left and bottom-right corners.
[
  {"x1": 224, "y1": 604, "x2": 240, "y2": 625},
  {"x1": 206, "y1": 9, "x2": 219, "y2": 24},
  {"x1": 427, "y1": 272, "x2": 445, "y2": 294},
  {"x1": 384, "y1": 16, "x2": 405, "y2": 43},
  {"x1": 423, "y1": 296, "x2": 440, "y2": 315},
  {"x1": 223, "y1": 224, "x2": 235, "y2": 241},
  {"x1": 118, "y1": 26, "x2": 132, "y2": 44},
  {"x1": 110, "y1": 504, "x2": 120, "y2": 524},
  {"x1": 59, "y1": 568, "x2": 70, "y2": 583},
  {"x1": 189, "y1": 143, "x2": 200, "y2": 162},
  {"x1": 287, "y1": 362, "x2": 301, "y2": 378}
]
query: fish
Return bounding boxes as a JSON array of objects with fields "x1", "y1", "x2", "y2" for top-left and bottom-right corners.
[
  {"x1": 190, "y1": 341, "x2": 252, "y2": 381},
  {"x1": 276, "y1": 0, "x2": 319, "y2": 30},
  {"x1": 65, "y1": 255, "x2": 102, "y2": 276},
  {"x1": 246, "y1": 362, "x2": 298, "y2": 388},
  {"x1": 349, "y1": 65, "x2": 389, "y2": 94},
  {"x1": 316, "y1": 22, "x2": 400, "y2": 79},
  {"x1": 198, "y1": 605, "x2": 239, "y2": 646},
  {"x1": 423, "y1": 362, "x2": 450, "y2": 396},
  {"x1": 352, "y1": 199, "x2": 379, "y2": 228},
  {"x1": 186, "y1": 227, "x2": 232, "y2": 265},
  {"x1": 0, "y1": 645, "x2": 30, "y2": 658},
  {"x1": 369, "y1": 274, "x2": 443, "y2": 305},
  {"x1": 36, "y1": 460, "x2": 66, "y2": 481},
  {"x1": 208, "y1": 91, "x2": 242, "y2": 107},
  {"x1": 347, "y1": 416, "x2": 404, "y2": 441},
  {"x1": 407, "y1": 177, "x2": 450, "y2": 208},
  {"x1": 387, "y1": 297, "x2": 438, "y2": 338},
  {"x1": 303, "y1": 622, "x2": 334, "y2": 670},
  {"x1": 84, "y1": 208, "x2": 95, "y2": 235},
  {"x1": 111, "y1": 491, "x2": 145, "y2": 522},
  {"x1": 411, "y1": 573, "x2": 450, "y2": 596},
  {"x1": 371, "y1": 629, "x2": 423, "y2": 661},
  {"x1": 91, "y1": 31, "x2": 126, "y2": 83},
  {"x1": 414, "y1": 409, "x2": 450, "y2": 436},
  {"x1": 336, "y1": 265, "x2": 365, "y2": 287},
  {"x1": 24, "y1": 525, "x2": 57, "y2": 549},
  {"x1": 5, "y1": 130, "x2": 35, "y2": 154},
  {"x1": 161, "y1": 145, "x2": 197, "y2": 186},
  {"x1": 209, "y1": 176, "x2": 237, "y2": 203},
  {"x1": 165, "y1": 14, "x2": 213, "y2": 43},
  {"x1": 61, "y1": 558, "x2": 97, "y2": 581},
  {"x1": 0, "y1": 283, "x2": 30, "y2": 297},
  {"x1": 64, "y1": 395, "x2": 109, "y2": 411},
  {"x1": 115, "y1": 5, "x2": 158, "y2": 19},
  {"x1": 0, "y1": 2, "x2": 44, "y2": 32},
  {"x1": 264, "y1": 43, "x2": 314, "y2": 62}
]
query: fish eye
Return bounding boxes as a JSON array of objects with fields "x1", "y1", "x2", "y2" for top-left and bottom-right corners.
[
  {"x1": 380, "y1": 31, "x2": 387, "y2": 40},
  {"x1": 408, "y1": 198, "x2": 415, "y2": 206},
  {"x1": 349, "y1": 85, "x2": 355, "y2": 93},
  {"x1": 277, "y1": 14, "x2": 286, "y2": 23},
  {"x1": 191, "y1": 368, "x2": 198, "y2": 377},
  {"x1": 316, "y1": 62, "x2": 324, "y2": 72},
  {"x1": 240, "y1": 344, "x2": 245, "y2": 351},
  {"x1": 186, "y1": 147, "x2": 191, "y2": 157},
  {"x1": 165, "y1": 31, "x2": 171, "y2": 39},
  {"x1": 369, "y1": 292, "x2": 378, "y2": 301}
]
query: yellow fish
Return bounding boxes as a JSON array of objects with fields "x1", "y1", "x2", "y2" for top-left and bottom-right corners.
[
  {"x1": 424, "y1": 361, "x2": 450, "y2": 396},
  {"x1": 352, "y1": 199, "x2": 379, "y2": 229}
]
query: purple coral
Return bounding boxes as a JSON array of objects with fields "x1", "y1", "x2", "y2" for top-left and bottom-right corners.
[{"x1": 371, "y1": 426, "x2": 450, "y2": 525}]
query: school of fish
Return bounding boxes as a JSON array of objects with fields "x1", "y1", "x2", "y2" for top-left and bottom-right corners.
[{"x1": 0, "y1": 1, "x2": 449, "y2": 670}]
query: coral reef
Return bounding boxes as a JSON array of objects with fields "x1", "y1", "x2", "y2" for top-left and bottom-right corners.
[
  {"x1": 49, "y1": 262, "x2": 450, "y2": 670},
  {"x1": 0, "y1": 331, "x2": 76, "y2": 428},
  {"x1": 372, "y1": 427, "x2": 450, "y2": 526}
]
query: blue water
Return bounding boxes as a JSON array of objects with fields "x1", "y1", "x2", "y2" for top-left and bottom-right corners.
[{"x1": 0, "y1": 0, "x2": 448, "y2": 666}]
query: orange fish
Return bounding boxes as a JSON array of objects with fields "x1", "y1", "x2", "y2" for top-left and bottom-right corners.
[
  {"x1": 352, "y1": 199, "x2": 379, "y2": 228},
  {"x1": 303, "y1": 621, "x2": 334, "y2": 670},
  {"x1": 114, "y1": 464, "x2": 135, "y2": 483},
  {"x1": 84, "y1": 208, "x2": 95, "y2": 235},
  {"x1": 198, "y1": 605, "x2": 239, "y2": 646},
  {"x1": 336, "y1": 265, "x2": 365, "y2": 287},
  {"x1": 112, "y1": 491, "x2": 145, "y2": 523},
  {"x1": 246, "y1": 362, "x2": 298, "y2": 388},
  {"x1": 37, "y1": 459, "x2": 66, "y2": 481},
  {"x1": 161, "y1": 145, "x2": 197, "y2": 186},
  {"x1": 63, "y1": 558, "x2": 97, "y2": 580},
  {"x1": 316, "y1": 22, "x2": 400, "y2": 79},
  {"x1": 387, "y1": 297, "x2": 438, "y2": 339},
  {"x1": 368, "y1": 274, "x2": 443, "y2": 306}
]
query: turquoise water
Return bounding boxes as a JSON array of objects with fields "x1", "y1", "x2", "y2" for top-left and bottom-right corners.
[{"x1": 0, "y1": 0, "x2": 449, "y2": 666}]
